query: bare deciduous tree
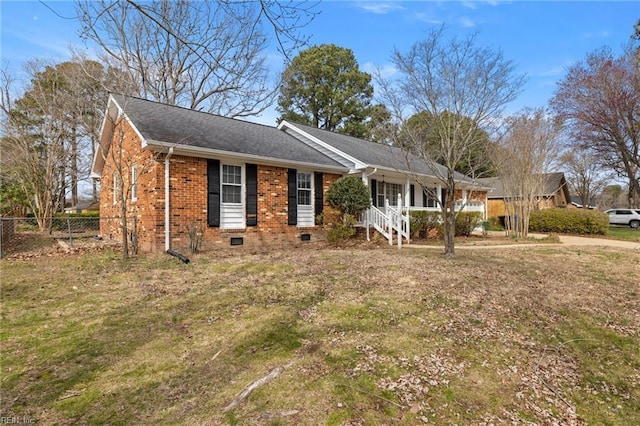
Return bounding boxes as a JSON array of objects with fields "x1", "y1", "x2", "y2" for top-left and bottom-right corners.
[
  {"x1": 550, "y1": 46, "x2": 640, "y2": 208},
  {"x1": 494, "y1": 109, "x2": 562, "y2": 238},
  {"x1": 1, "y1": 58, "x2": 130, "y2": 225},
  {"x1": 560, "y1": 149, "x2": 610, "y2": 208},
  {"x1": 1, "y1": 60, "x2": 71, "y2": 231},
  {"x1": 77, "y1": 0, "x2": 318, "y2": 117},
  {"x1": 599, "y1": 184, "x2": 627, "y2": 209},
  {"x1": 375, "y1": 27, "x2": 526, "y2": 256}
]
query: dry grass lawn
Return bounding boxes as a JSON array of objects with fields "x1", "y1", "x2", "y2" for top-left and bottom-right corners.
[{"x1": 1, "y1": 241, "x2": 639, "y2": 425}]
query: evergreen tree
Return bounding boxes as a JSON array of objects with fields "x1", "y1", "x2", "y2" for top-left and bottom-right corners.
[{"x1": 277, "y1": 44, "x2": 375, "y2": 137}]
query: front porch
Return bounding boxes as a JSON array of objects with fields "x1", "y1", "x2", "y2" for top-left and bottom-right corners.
[{"x1": 361, "y1": 194, "x2": 486, "y2": 247}]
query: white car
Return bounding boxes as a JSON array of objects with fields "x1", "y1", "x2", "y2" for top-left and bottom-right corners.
[{"x1": 605, "y1": 209, "x2": 640, "y2": 229}]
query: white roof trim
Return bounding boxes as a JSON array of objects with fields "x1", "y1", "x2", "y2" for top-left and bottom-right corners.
[
  {"x1": 278, "y1": 121, "x2": 368, "y2": 170},
  {"x1": 91, "y1": 94, "x2": 151, "y2": 178}
]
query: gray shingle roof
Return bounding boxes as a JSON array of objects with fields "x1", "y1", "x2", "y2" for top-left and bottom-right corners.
[
  {"x1": 479, "y1": 172, "x2": 569, "y2": 199},
  {"x1": 112, "y1": 95, "x2": 344, "y2": 168},
  {"x1": 287, "y1": 123, "x2": 475, "y2": 182}
]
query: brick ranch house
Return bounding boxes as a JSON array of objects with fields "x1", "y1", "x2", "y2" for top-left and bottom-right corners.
[
  {"x1": 478, "y1": 173, "x2": 571, "y2": 219},
  {"x1": 91, "y1": 95, "x2": 490, "y2": 252}
]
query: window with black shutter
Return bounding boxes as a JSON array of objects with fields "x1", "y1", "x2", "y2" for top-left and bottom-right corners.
[
  {"x1": 207, "y1": 159, "x2": 221, "y2": 227},
  {"x1": 314, "y1": 173, "x2": 324, "y2": 217},
  {"x1": 246, "y1": 163, "x2": 258, "y2": 226},
  {"x1": 287, "y1": 169, "x2": 297, "y2": 225}
]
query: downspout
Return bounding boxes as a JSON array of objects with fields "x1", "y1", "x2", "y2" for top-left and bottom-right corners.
[
  {"x1": 165, "y1": 147, "x2": 174, "y2": 251},
  {"x1": 364, "y1": 167, "x2": 378, "y2": 182}
]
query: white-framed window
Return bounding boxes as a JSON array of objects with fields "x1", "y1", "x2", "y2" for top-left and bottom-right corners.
[
  {"x1": 131, "y1": 163, "x2": 138, "y2": 202},
  {"x1": 222, "y1": 164, "x2": 242, "y2": 204},
  {"x1": 377, "y1": 182, "x2": 403, "y2": 207},
  {"x1": 297, "y1": 172, "x2": 312, "y2": 206}
]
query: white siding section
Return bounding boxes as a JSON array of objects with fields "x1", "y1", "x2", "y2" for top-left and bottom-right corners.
[
  {"x1": 221, "y1": 205, "x2": 244, "y2": 229},
  {"x1": 298, "y1": 205, "x2": 314, "y2": 227}
]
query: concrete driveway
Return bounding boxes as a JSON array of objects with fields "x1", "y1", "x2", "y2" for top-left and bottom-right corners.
[
  {"x1": 551, "y1": 234, "x2": 640, "y2": 250},
  {"x1": 407, "y1": 232, "x2": 640, "y2": 251}
]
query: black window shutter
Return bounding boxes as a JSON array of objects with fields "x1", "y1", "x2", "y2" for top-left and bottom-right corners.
[
  {"x1": 314, "y1": 172, "x2": 324, "y2": 217},
  {"x1": 423, "y1": 187, "x2": 428, "y2": 208},
  {"x1": 207, "y1": 159, "x2": 220, "y2": 227},
  {"x1": 410, "y1": 184, "x2": 415, "y2": 207},
  {"x1": 288, "y1": 168, "x2": 297, "y2": 225},
  {"x1": 246, "y1": 163, "x2": 258, "y2": 226},
  {"x1": 371, "y1": 179, "x2": 377, "y2": 207}
]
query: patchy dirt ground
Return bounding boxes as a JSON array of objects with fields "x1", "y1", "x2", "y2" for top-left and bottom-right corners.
[{"x1": 1, "y1": 238, "x2": 639, "y2": 425}]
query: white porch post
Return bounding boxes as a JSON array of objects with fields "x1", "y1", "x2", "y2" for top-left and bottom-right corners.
[
  {"x1": 366, "y1": 209, "x2": 370, "y2": 241},
  {"x1": 405, "y1": 178, "x2": 411, "y2": 209},
  {"x1": 362, "y1": 171, "x2": 373, "y2": 240},
  {"x1": 397, "y1": 193, "x2": 402, "y2": 249},
  {"x1": 385, "y1": 198, "x2": 392, "y2": 245},
  {"x1": 405, "y1": 178, "x2": 411, "y2": 245}
]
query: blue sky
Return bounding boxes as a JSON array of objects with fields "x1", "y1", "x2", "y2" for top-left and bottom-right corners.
[{"x1": 1, "y1": 1, "x2": 638, "y2": 125}]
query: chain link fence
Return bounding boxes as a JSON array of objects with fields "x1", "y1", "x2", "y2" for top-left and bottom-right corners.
[{"x1": 0, "y1": 216, "x2": 111, "y2": 258}]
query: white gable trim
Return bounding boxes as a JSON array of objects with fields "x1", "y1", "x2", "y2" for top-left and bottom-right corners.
[
  {"x1": 91, "y1": 94, "x2": 150, "y2": 178},
  {"x1": 278, "y1": 121, "x2": 368, "y2": 171}
]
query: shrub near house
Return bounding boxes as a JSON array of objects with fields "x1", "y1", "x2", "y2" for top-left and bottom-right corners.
[
  {"x1": 410, "y1": 211, "x2": 482, "y2": 239},
  {"x1": 529, "y1": 208, "x2": 609, "y2": 235}
]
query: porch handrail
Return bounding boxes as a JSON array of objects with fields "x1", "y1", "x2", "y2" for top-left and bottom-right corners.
[
  {"x1": 366, "y1": 205, "x2": 392, "y2": 244},
  {"x1": 387, "y1": 197, "x2": 410, "y2": 246},
  {"x1": 365, "y1": 195, "x2": 413, "y2": 247}
]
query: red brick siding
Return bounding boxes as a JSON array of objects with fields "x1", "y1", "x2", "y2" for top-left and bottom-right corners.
[
  {"x1": 99, "y1": 121, "x2": 342, "y2": 252},
  {"x1": 99, "y1": 119, "x2": 164, "y2": 252},
  {"x1": 166, "y1": 162, "x2": 342, "y2": 251}
]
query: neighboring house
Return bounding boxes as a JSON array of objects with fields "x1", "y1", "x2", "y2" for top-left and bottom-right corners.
[
  {"x1": 479, "y1": 172, "x2": 571, "y2": 218},
  {"x1": 64, "y1": 200, "x2": 100, "y2": 214},
  {"x1": 91, "y1": 95, "x2": 490, "y2": 252},
  {"x1": 570, "y1": 195, "x2": 597, "y2": 209}
]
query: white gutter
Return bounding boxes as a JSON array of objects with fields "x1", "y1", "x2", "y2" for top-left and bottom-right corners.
[
  {"x1": 361, "y1": 167, "x2": 378, "y2": 185},
  {"x1": 146, "y1": 139, "x2": 348, "y2": 174},
  {"x1": 165, "y1": 147, "x2": 174, "y2": 251}
]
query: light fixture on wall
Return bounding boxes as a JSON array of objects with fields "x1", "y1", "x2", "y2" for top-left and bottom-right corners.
[{"x1": 381, "y1": 175, "x2": 385, "y2": 184}]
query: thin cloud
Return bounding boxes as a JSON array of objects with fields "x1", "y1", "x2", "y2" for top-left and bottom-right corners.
[
  {"x1": 355, "y1": 2, "x2": 404, "y2": 15},
  {"x1": 415, "y1": 12, "x2": 443, "y2": 25},
  {"x1": 534, "y1": 66, "x2": 565, "y2": 77},
  {"x1": 3, "y1": 26, "x2": 71, "y2": 58},
  {"x1": 463, "y1": 0, "x2": 504, "y2": 8},
  {"x1": 581, "y1": 30, "x2": 610, "y2": 40},
  {"x1": 528, "y1": 60, "x2": 575, "y2": 78},
  {"x1": 363, "y1": 62, "x2": 397, "y2": 79},
  {"x1": 458, "y1": 17, "x2": 476, "y2": 28}
]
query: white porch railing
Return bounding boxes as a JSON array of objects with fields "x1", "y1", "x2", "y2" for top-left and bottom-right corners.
[
  {"x1": 365, "y1": 205, "x2": 391, "y2": 243},
  {"x1": 403, "y1": 201, "x2": 485, "y2": 214},
  {"x1": 363, "y1": 199, "x2": 486, "y2": 247},
  {"x1": 364, "y1": 194, "x2": 411, "y2": 247}
]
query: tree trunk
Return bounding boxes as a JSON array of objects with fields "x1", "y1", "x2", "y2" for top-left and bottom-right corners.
[
  {"x1": 443, "y1": 213, "x2": 456, "y2": 257},
  {"x1": 71, "y1": 127, "x2": 78, "y2": 207},
  {"x1": 119, "y1": 179, "x2": 129, "y2": 259},
  {"x1": 628, "y1": 177, "x2": 640, "y2": 208},
  {"x1": 443, "y1": 179, "x2": 456, "y2": 257}
]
